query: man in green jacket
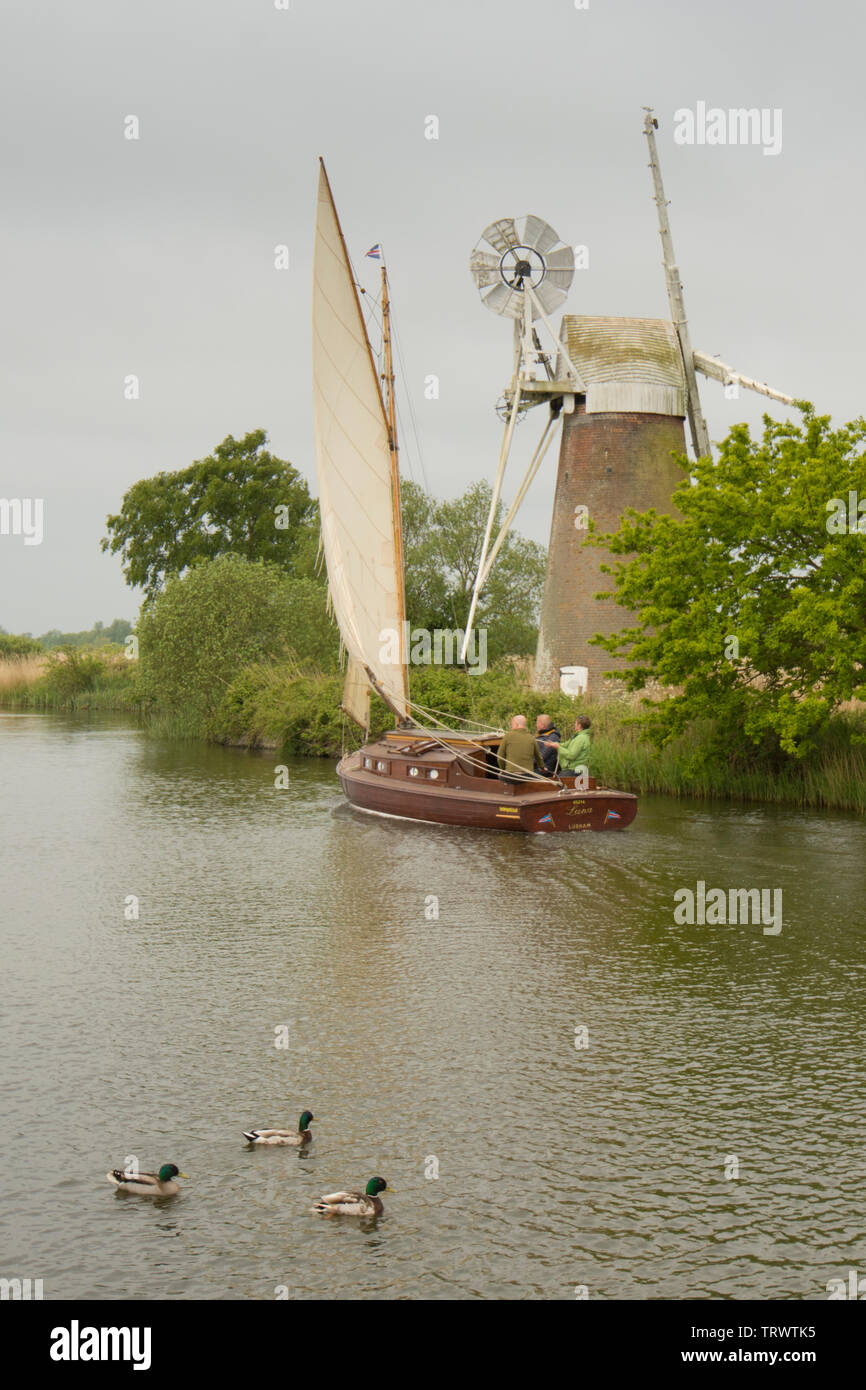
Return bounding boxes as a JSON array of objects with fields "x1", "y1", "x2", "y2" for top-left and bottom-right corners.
[
  {"x1": 497, "y1": 715, "x2": 543, "y2": 784},
  {"x1": 558, "y1": 715, "x2": 592, "y2": 772}
]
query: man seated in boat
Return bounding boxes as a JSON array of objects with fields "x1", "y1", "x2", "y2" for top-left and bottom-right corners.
[
  {"x1": 535, "y1": 714, "x2": 561, "y2": 775},
  {"x1": 558, "y1": 715, "x2": 592, "y2": 773},
  {"x1": 497, "y1": 715, "x2": 543, "y2": 785}
]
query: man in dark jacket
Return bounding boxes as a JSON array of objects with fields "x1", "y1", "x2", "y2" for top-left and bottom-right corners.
[{"x1": 535, "y1": 714, "x2": 561, "y2": 775}]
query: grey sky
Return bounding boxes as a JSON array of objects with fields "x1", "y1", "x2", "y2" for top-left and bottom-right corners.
[{"x1": 2, "y1": 0, "x2": 863, "y2": 634}]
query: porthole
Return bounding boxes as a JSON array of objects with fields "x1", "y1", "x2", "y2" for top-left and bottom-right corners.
[
  {"x1": 363, "y1": 757, "x2": 374, "y2": 769},
  {"x1": 428, "y1": 769, "x2": 440, "y2": 780},
  {"x1": 408, "y1": 766, "x2": 420, "y2": 777},
  {"x1": 376, "y1": 760, "x2": 388, "y2": 772}
]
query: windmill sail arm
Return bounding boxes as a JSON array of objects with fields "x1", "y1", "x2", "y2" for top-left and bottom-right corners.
[
  {"x1": 477, "y1": 413, "x2": 561, "y2": 590},
  {"x1": 460, "y1": 378, "x2": 524, "y2": 663},
  {"x1": 693, "y1": 351, "x2": 794, "y2": 405},
  {"x1": 643, "y1": 110, "x2": 711, "y2": 459}
]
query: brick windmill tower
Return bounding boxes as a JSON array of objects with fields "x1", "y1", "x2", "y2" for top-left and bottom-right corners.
[{"x1": 460, "y1": 110, "x2": 793, "y2": 694}]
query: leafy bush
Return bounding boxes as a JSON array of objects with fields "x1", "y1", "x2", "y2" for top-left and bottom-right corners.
[
  {"x1": 216, "y1": 664, "x2": 349, "y2": 754},
  {"x1": 281, "y1": 578, "x2": 340, "y2": 672},
  {"x1": 42, "y1": 646, "x2": 107, "y2": 696},
  {"x1": 137, "y1": 555, "x2": 320, "y2": 732},
  {"x1": 0, "y1": 631, "x2": 44, "y2": 657}
]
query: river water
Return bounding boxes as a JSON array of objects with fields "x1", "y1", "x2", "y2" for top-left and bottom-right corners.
[{"x1": 1, "y1": 712, "x2": 864, "y2": 1300}]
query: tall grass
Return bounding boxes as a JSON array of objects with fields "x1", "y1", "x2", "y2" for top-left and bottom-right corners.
[
  {"x1": 0, "y1": 650, "x2": 142, "y2": 711},
  {"x1": 144, "y1": 707, "x2": 212, "y2": 740},
  {"x1": 0, "y1": 654, "x2": 47, "y2": 701},
  {"x1": 590, "y1": 721, "x2": 866, "y2": 813}
]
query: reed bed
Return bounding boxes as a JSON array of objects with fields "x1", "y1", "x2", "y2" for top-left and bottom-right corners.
[
  {"x1": 0, "y1": 654, "x2": 47, "y2": 700},
  {"x1": 0, "y1": 651, "x2": 141, "y2": 711}
]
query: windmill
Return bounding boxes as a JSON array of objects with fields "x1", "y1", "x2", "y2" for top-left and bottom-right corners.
[{"x1": 462, "y1": 109, "x2": 795, "y2": 692}]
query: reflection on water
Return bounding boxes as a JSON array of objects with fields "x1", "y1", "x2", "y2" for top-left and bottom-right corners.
[{"x1": 1, "y1": 712, "x2": 864, "y2": 1299}]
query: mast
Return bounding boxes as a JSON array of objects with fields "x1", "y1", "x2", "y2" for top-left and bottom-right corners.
[
  {"x1": 380, "y1": 260, "x2": 410, "y2": 710},
  {"x1": 642, "y1": 109, "x2": 711, "y2": 459}
]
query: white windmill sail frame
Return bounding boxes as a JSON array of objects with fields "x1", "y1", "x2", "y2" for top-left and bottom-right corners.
[
  {"x1": 312, "y1": 161, "x2": 408, "y2": 724},
  {"x1": 470, "y1": 215, "x2": 575, "y2": 321}
]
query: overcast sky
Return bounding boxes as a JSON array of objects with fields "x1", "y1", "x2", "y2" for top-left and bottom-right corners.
[{"x1": 1, "y1": 0, "x2": 863, "y2": 634}]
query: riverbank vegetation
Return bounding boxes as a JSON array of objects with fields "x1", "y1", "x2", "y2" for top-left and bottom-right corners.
[
  {"x1": 4, "y1": 416, "x2": 865, "y2": 814},
  {"x1": 0, "y1": 621, "x2": 139, "y2": 709},
  {"x1": 210, "y1": 663, "x2": 866, "y2": 813},
  {"x1": 0, "y1": 646, "x2": 139, "y2": 711},
  {"x1": 4, "y1": 643, "x2": 863, "y2": 811},
  {"x1": 0, "y1": 619, "x2": 133, "y2": 654}
]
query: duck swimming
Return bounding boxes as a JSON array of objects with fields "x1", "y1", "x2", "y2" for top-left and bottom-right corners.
[
  {"x1": 243, "y1": 1109, "x2": 314, "y2": 1146},
  {"x1": 313, "y1": 1177, "x2": 388, "y2": 1217},
  {"x1": 106, "y1": 1163, "x2": 188, "y2": 1196}
]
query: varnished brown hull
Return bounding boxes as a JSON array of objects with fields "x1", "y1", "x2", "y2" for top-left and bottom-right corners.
[{"x1": 337, "y1": 753, "x2": 637, "y2": 833}]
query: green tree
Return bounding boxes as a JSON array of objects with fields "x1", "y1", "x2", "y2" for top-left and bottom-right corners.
[
  {"x1": 102, "y1": 430, "x2": 319, "y2": 597},
  {"x1": 401, "y1": 478, "x2": 547, "y2": 660},
  {"x1": 102, "y1": 618, "x2": 135, "y2": 646},
  {"x1": 136, "y1": 555, "x2": 334, "y2": 728},
  {"x1": 588, "y1": 407, "x2": 866, "y2": 760},
  {"x1": 38, "y1": 618, "x2": 133, "y2": 649}
]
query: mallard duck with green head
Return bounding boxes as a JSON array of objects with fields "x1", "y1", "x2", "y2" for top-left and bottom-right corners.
[
  {"x1": 106, "y1": 1164, "x2": 189, "y2": 1196},
  {"x1": 243, "y1": 1109, "x2": 314, "y2": 1146},
  {"x1": 314, "y1": 1177, "x2": 388, "y2": 1217}
]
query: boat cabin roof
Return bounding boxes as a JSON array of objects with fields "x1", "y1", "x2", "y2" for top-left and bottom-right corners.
[{"x1": 384, "y1": 728, "x2": 501, "y2": 753}]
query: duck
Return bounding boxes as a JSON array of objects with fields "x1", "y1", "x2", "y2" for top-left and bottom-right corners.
[
  {"x1": 314, "y1": 1176, "x2": 388, "y2": 1217},
  {"x1": 106, "y1": 1163, "x2": 188, "y2": 1196},
  {"x1": 243, "y1": 1109, "x2": 314, "y2": 1146}
]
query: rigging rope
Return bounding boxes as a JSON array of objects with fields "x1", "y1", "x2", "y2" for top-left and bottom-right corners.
[{"x1": 389, "y1": 720, "x2": 557, "y2": 785}]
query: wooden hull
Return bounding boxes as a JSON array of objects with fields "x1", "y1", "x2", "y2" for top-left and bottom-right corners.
[{"x1": 337, "y1": 750, "x2": 637, "y2": 833}]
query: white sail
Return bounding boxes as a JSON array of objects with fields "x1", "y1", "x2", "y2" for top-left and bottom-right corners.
[
  {"x1": 312, "y1": 162, "x2": 408, "y2": 722},
  {"x1": 341, "y1": 655, "x2": 371, "y2": 731}
]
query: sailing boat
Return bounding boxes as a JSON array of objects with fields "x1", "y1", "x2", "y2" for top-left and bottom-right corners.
[{"x1": 311, "y1": 161, "x2": 637, "y2": 833}]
